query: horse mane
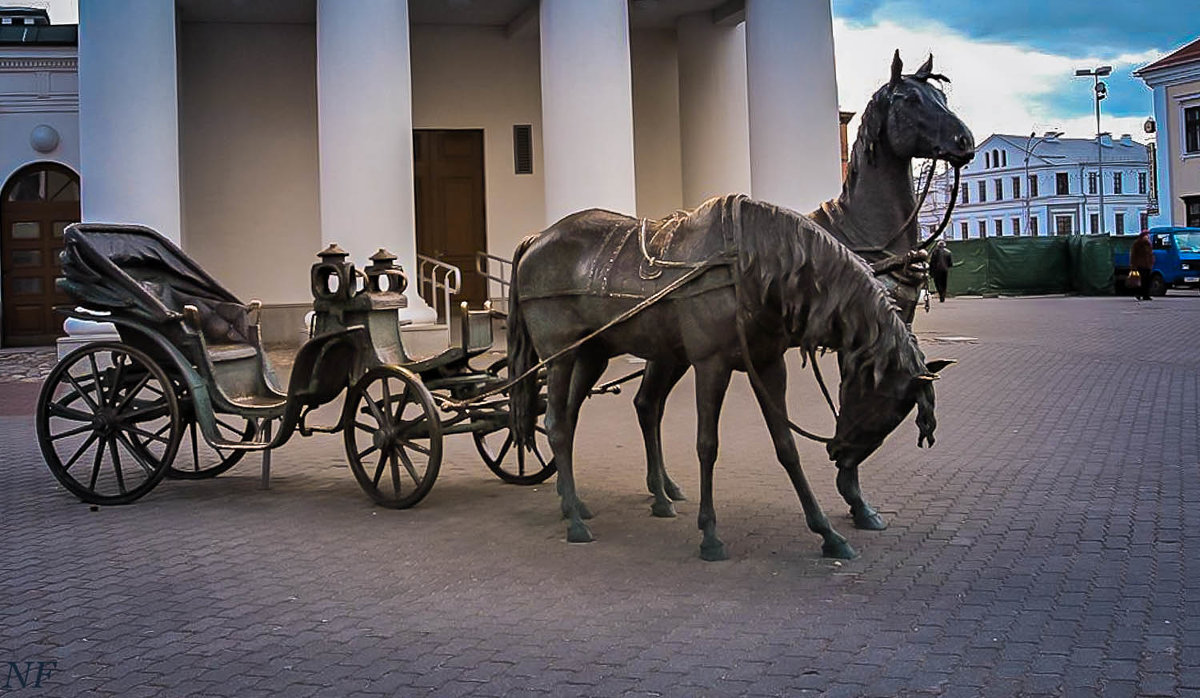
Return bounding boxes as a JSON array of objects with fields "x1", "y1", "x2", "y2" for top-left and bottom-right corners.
[
  {"x1": 732, "y1": 196, "x2": 927, "y2": 387},
  {"x1": 844, "y1": 68, "x2": 951, "y2": 181}
]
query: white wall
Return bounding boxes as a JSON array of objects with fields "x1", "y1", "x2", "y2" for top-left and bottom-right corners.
[
  {"x1": 178, "y1": 22, "x2": 321, "y2": 306},
  {"x1": 0, "y1": 50, "x2": 79, "y2": 184},
  {"x1": 410, "y1": 25, "x2": 545, "y2": 262},
  {"x1": 630, "y1": 28, "x2": 683, "y2": 218}
]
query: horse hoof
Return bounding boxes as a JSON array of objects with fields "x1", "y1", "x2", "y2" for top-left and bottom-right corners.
[
  {"x1": 822, "y1": 539, "x2": 858, "y2": 560},
  {"x1": 853, "y1": 510, "x2": 888, "y2": 531},
  {"x1": 650, "y1": 500, "x2": 676, "y2": 518},
  {"x1": 567, "y1": 521, "x2": 594, "y2": 543},
  {"x1": 665, "y1": 483, "x2": 687, "y2": 502},
  {"x1": 700, "y1": 540, "x2": 729, "y2": 562}
]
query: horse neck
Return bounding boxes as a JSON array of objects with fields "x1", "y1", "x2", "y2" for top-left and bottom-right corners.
[{"x1": 838, "y1": 140, "x2": 919, "y2": 255}]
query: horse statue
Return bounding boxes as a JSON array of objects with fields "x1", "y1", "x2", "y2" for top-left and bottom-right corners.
[
  {"x1": 634, "y1": 51, "x2": 974, "y2": 533},
  {"x1": 507, "y1": 195, "x2": 948, "y2": 561}
]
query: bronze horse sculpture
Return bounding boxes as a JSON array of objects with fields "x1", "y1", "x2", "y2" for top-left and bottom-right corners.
[
  {"x1": 507, "y1": 195, "x2": 947, "y2": 560},
  {"x1": 634, "y1": 51, "x2": 974, "y2": 534}
]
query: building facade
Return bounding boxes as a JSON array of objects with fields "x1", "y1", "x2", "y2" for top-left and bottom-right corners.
[
  {"x1": 0, "y1": 0, "x2": 846, "y2": 348},
  {"x1": 919, "y1": 132, "x2": 1152, "y2": 240},
  {"x1": 1136, "y1": 36, "x2": 1200, "y2": 228}
]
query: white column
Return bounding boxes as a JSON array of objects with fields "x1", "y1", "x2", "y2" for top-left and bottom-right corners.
[
  {"x1": 1150, "y1": 84, "x2": 1171, "y2": 227},
  {"x1": 540, "y1": 0, "x2": 637, "y2": 224},
  {"x1": 745, "y1": 0, "x2": 841, "y2": 214},
  {"x1": 77, "y1": 0, "x2": 181, "y2": 243},
  {"x1": 677, "y1": 14, "x2": 751, "y2": 208},
  {"x1": 316, "y1": 0, "x2": 433, "y2": 322}
]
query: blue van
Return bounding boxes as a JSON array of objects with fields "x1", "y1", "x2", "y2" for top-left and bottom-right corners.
[{"x1": 1113, "y1": 227, "x2": 1200, "y2": 296}]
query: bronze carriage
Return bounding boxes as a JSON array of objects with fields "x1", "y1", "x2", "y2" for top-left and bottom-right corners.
[{"x1": 36, "y1": 223, "x2": 552, "y2": 508}]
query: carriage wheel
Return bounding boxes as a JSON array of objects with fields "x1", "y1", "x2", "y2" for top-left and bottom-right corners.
[
  {"x1": 36, "y1": 342, "x2": 183, "y2": 505},
  {"x1": 472, "y1": 357, "x2": 556, "y2": 485},
  {"x1": 166, "y1": 405, "x2": 255, "y2": 480},
  {"x1": 344, "y1": 366, "x2": 442, "y2": 509}
]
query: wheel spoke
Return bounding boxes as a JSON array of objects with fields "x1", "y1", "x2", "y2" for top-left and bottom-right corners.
[
  {"x1": 188, "y1": 421, "x2": 200, "y2": 472},
  {"x1": 116, "y1": 431, "x2": 158, "y2": 477},
  {"x1": 362, "y1": 393, "x2": 387, "y2": 427},
  {"x1": 64, "y1": 371, "x2": 100, "y2": 412},
  {"x1": 50, "y1": 423, "x2": 93, "y2": 441},
  {"x1": 396, "y1": 447, "x2": 422, "y2": 486},
  {"x1": 119, "y1": 423, "x2": 172, "y2": 446},
  {"x1": 490, "y1": 433, "x2": 513, "y2": 463},
  {"x1": 88, "y1": 353, "x2": 106, "y2": 405},
  {"x1": 117, "y1": 402, "x2": 171, "y2": 424},
  {"x1": 88, "y1": 438, "x2": 107, "y2": 490},
  {"x1": 214, "y1": 416, "x2": 244, "y2": 434},
  {"x1": 113, "y1": 372, "x2": 153, "y2": 414},
  {"x1": 531, "y1": 444, "x2": 550, "y2": 468},
  {"x1": 380, "y1": 379, "x2": 393, "y2": 424},
  {"x1": 389, "y1": 384, "x2": 412, "y2": 423},
  {"x1": 371, "y1": 451, "x2": 388, "y2": 487},
  {"x1": 63, "y1": 432, "x2": 100, "y2": 471},
  {"x1": 400, "y1": 439, "x2": 431, "y2": 456},
  {"x1": 109, "y1": 437, "x2": 127, "y2": 494},
  {"x1": 356, "y1": 444, "x2": 379, "y2": 461},
  {"x1": 105, "y1": 354, "x2": 127, "y2": 406},
  {"x1": 354, "y1": 420, "x2": 377, "y2": 433},
  {"x1": 390, "y1": 451, "x2": 403, "y2": 493},
  {"x1": 516, "y1": 445, "x2": 527, "y2": 477},
  {"x1": 47, "y1": 400, "x2": 93, "y2": 422}
]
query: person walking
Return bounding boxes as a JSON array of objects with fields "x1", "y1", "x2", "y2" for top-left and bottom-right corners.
[
  {"x1": 1130, "y1": 230, "x2": 1154, "y2": 301},
  {"x1": 930, "y1": 240, "x2": 953, "y2": 302}
]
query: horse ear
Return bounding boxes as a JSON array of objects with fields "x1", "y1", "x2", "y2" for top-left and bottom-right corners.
[
  {"x1": 890, "y1": 49, "x2": 903, "y2": 86},
  {"x1": 914, "y1": 54, "x2": 934, "y2": 79},
  {"x1": 925, "y1": 358, "x2": 956, "y2": 374}
]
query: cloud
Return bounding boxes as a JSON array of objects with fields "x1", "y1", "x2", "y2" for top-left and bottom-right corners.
[{"x1": 832, "y1": 17, "x2": 1159, "y2": 143}]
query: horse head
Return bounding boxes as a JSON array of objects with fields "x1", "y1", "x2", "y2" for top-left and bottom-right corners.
[
  {"x1": 826, "y1": 356, "x2": 955, "y2": 469},
  {"x1": 863, "y1": 51, "x2": 975, "y2": 167}
]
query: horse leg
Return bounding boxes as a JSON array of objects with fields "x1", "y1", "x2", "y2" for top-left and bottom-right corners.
[
  {"x1": 693, "y1": 360, "x2": 732, "y2": 561},
  {"x1": 836, "y1": 458, "x2": 887, "y2": 530},
  {"x1": 546, "y1": 358, "x2": 592, "y2": 543},
  {"x1": 562, "y1": 350, "x2": 609, "y2": 520},
  {"x1": 749, "y1": 356, "x2": 856, "y2": 559},
  {"x1": 635, "y1": 360, "x2": 688, "y2": 517}
]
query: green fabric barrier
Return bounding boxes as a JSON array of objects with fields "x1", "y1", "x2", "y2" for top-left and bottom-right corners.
[
  {"x1": 940, "y1": 235, "x2": 1117, "y2": 297},
  {"x1": 944, "y1": 239, "x2": 989, "y2": 295},
  {"x1": 986, "y1": 237, "x2": 1070, "y2": 294}
]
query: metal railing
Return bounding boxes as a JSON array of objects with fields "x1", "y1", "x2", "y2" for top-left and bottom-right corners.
[
  {"x1": 415, "y1": 254, "x2": 461, "y2": 343},
  {"x1": 475, "y1": 251, "x2": 512, "y2": 314}
]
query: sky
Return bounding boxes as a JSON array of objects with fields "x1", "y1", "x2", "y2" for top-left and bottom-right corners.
[
  {"x1": 831, "y1": 0, "x2": 1198, "y2": 143},
  {"x1": 36, "y1": 0, "x2": 1199, "y2": 144}
]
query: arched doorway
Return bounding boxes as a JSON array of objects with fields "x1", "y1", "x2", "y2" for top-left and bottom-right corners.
[{"x1": 1, "y1": 162, "x2": 80, "y2": 346}]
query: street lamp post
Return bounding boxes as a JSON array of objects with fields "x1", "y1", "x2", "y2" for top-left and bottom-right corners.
[
  {"x1": 1075, "y1": 65, "x2": 1112, "y2": 234},
  {"x1": 1023, "y1": 130, "x2": 1062, "y2": 235}
]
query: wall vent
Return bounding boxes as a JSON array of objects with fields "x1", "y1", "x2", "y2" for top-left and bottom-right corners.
[{"x1": 513, "y1": 125, "x2": 533, "y2": 175}]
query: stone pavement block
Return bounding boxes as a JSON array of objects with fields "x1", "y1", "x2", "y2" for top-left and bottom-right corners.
[{"x1": 5, "y1": 297, "x2": 1200, "y2": 695}]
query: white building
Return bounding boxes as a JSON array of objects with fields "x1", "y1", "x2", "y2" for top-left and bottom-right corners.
[
  {"x1": 1136, "y1": 36, "x2": 1200, "y2": 228},
  {"x1": 919, "y1": 132, "x2": 1153, "y2": 241},
  {"x1": 0, "y1": 0, "x2": 845, "y2": 348}
]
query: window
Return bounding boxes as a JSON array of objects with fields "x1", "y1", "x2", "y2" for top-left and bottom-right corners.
[
  {"x1": 994, "y1": 219, "x2": 1003, "y2": 236},
  {"x1": 1029, "y1": 175, "x2": 1039, "y2": 197},
  {"x1": 985, "y1": 152, "x2": 991, "y2": 168},
  {"x1": 1012, "y1": 176, "x2": 1021, "y2": 199},
  {"x1": 1090, "y1": 213, "x2": 1099, "y2": 234},
  {"x1": 1114, "y1": 172, "x2": 1123, "y2": 194},
  {"x1": 978, "y1": 220, "x2": 987, "y2": 238},
  {"x1": 977, "y1": 181, "x2": 987, "y2": 202},
  {"x1": 1056, "y1": 172, "x2": 1069, "y2": 195},
  {"x1": 1188, "y1": 196, "x2": 1200, "y2": 227},
  {"x1": 1011, "y1": 217, "x2": 1021, "y2": 236},
  {"x1": 994, "y1": 179, "x2": 1003, "y2": 200},
  {"x1": 961, "y1": 183, "x2": 969, "y2": 204},
  {"x1": 1186, "y1": 106, "x2": 1200, "y2": 154},
  {"x1": 960, "y1": 221, "x2": 969, "y2": 239},
  {"x1": 1002, "y1": 151, "x2": 1007, "y2": 167},
  {"x1": 1115, "y1": 212, "x2": 1125, "y2": 234},
  {"x1": 1055, "y1": 215, "x2": 1073, "y2": 235},
  {"x1": 1088, "y1": 172, "x2": 1097, "y2": 195},
  {"x1": 1030, "y1": 217, "x2": 1039, "y2": 236},
  {"x1": 1139, "y1": 172, "x2": 1147, "y2": 194}
]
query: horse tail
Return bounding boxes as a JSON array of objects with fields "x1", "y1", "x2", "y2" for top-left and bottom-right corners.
[{"x1": 508, "y1": 234, "x2": 540, "y2": 448}]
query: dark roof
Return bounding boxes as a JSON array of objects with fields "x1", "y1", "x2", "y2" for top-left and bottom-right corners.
[
  {"x1": 1136, "y1": 36, "x2": 1200, "y2": 75},
  {"x1": 0, "y1": 23, "x2": 76, "y2": 46}
]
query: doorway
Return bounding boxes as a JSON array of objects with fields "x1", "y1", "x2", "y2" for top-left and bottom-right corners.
[
  {"x1": 1, "y1": 163, "x2": 80, "y2": 347},
  {"x1": 413, "y1": 129, "x2": 487, "y2": 308}
]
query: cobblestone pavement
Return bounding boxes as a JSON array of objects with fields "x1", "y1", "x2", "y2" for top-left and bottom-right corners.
[{"x1": 2, "y1": 296, "x2": 1199, "y2": 696}]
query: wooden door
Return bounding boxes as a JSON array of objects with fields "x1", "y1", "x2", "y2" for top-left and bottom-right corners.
[
  {"x1": 1, "y1": 164, "x2": 79, "y2": 347},
  {"x1": 413, "y1": 130, "x2": 487, "y2": 308}
]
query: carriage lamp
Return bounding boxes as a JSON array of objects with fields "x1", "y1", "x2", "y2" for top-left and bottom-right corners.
[
  {"x1": 365, "y1": 248, "x2": 408, "y2": 295},
  {"x1": 311, "y1": 243, "x2": 355, "y2": 303}
]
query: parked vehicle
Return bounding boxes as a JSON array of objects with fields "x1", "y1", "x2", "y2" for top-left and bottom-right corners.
[{"x1": 1113, "y1": 227, "x2": 1200, "y2": 296}]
